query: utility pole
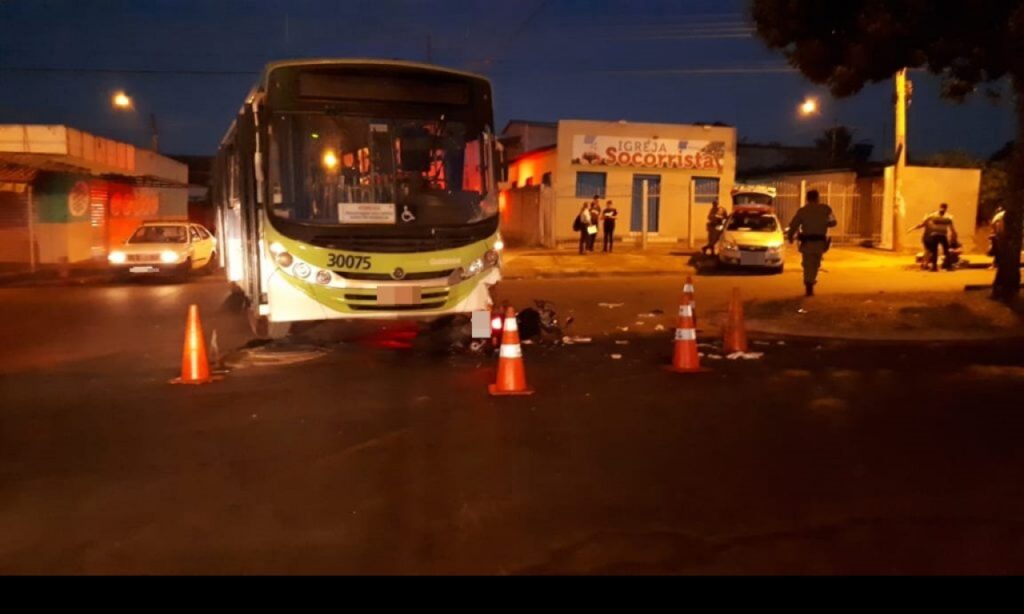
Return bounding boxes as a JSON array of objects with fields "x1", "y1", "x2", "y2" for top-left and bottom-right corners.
[
  {"x1": 149, "y1": 112, "x2": 159, "y2": 153},
  {"x1": 893, "y1": 68, "x2": 908, "y2": 251}
]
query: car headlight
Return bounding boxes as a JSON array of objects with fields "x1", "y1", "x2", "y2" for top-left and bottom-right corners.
[
  {"x1": 108, "y1": 251, "x2": 126, "y2": 264},
  {"x1": 160, "y1": 250, "x2": 181, "y2": 264},
  {"x1": 767, "y1": 243, "x2": 783, "y2": 252},
  {"x1": 722, "y1": 239, "x2": 738, "y2": 251},
  {"x1": 315, "y1": 270, "x2": 332, "y2": 285},
  {"x1": 293, "y1": 262, "x2": 311, "y2": 279}
]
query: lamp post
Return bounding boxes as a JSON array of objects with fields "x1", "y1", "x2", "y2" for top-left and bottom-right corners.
[
  {"x1": 798, "y1": 97, "x2": 842, "y2": 166},
  {"x1": 111, "y1": 91, "x2": 159, "y2": 152}
]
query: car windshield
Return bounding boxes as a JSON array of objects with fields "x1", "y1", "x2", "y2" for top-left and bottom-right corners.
[
  {"x1": 128, "y1": 226, "x2": 188, "y2": 244},
  {"x1": 268, "y1": 113, "x2": 497, "y2": 228},
  {"x1": 727, "y1": 213, "x2": 778, "y2": 232}
]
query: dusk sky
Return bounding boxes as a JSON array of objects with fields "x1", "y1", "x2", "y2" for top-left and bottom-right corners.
[{"x1": 0, "y1": 0, "x2": 1016, "y2": 158}]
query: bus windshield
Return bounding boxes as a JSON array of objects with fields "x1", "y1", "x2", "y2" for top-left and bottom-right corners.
[{"x1": 268, "y1": 113, "x2": 497, "y2": 228}]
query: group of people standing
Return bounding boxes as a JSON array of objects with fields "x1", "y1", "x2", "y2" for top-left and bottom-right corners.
[{"x1": 575, "y1": 196, "x2": 619, "y2": 254}]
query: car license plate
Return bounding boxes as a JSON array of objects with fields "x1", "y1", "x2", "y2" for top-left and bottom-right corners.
[
  {"x1": 129, "y1": 266, "x2": 158, "y2": 273},
  {"x1": 740, "y1": 252, "x2": 766, "y2": 266},
  {"x1": 377, "y1": 286, "x2": 421, "y2": 306}
]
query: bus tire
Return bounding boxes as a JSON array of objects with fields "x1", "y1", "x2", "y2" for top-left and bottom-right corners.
[{"x1": 250, "y1": 311, "x2": 291, "y2": 340}]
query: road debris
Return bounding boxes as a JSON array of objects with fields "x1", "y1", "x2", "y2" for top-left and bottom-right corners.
[
  {"x1": 561, "y1": 336, "x2": 593, "y2": 345},
  {"x1": 598, "y1": 303, "x2": 625, "y2": 309},
  {"x1": 616, "y1": 326, "x2": 630, "y2": 332},
  {"x1": 727, "y1": 352, "x2": 765, "y2": 361},
  {"x1": 654, "y1": 324, "x2": 666, "y2": 332},
  {"x1": 797, "y1": 309, "x2": 809, "y2": 315},
  {"x1": 610, "y1": 354, "x2": 623, "y2": 360},
  {"x1": 615, "y1": 340, "x2": 630, "y2": 345}
]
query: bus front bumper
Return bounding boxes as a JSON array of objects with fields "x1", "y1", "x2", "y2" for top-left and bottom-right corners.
[{"x1": 265, "y1": 267, "x2": 501, "y2": 322}]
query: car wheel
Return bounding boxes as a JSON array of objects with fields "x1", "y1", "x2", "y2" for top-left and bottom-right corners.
[{"x1": 204, "y1": 252, "x2": 218, "y2": 275}]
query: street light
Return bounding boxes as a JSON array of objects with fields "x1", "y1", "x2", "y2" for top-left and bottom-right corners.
[
  {"x1": 111, "y1": 91, "x2": 158, "y2": 152},
  {"x1": 798, "y1": 97, "x2": 843, "y2": 166},
  {"x1": 112, "y1": 91, "x2": 133, "y2": 110},
  {"x1": 799, "y1": 97, "x2": 819, "y2": 116}
]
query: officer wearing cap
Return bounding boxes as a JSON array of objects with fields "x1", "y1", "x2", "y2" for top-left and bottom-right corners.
[{"x1": 786, "y1": 190, "x2": 837, "y2": 297}]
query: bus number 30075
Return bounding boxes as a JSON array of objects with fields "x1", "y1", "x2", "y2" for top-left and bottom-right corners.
[{"x1": 326, "y1": 254, "x2": 372, "y2": 270}]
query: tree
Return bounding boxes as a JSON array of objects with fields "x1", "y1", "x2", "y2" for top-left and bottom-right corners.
[
  {"x1": 752, "y1": 0, "x2": 1024, "y2": 301},
  {"x1": 813, "y1": 126, "x2": 856, "y2": 165}
]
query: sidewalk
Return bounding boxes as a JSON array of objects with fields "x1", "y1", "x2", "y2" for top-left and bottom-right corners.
[
  {"x1": 0, "y1": 262, "x2": 112, "y2": 286},
  {"x1": 501, "y1": 244, "x2": 992, "y2": 280}
]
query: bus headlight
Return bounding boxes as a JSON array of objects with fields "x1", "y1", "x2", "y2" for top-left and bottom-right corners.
[
  {"x1": 160, "y1": 250, "x2": 181, "y2": 264},
  {"x1": 275, "y1": 251, "x2": 294, "y2": 267},
  {"x1": 108, "y1": 251, "x2": 127, "y2": 264},
  {"x1": 463, "y1": 258, "x2": 484, "y2": 279},
  {"x1": 493, "y1": 237, "x2": 505, "y2": 252},
  {"x1": 293, "y1": 262, "x2": 311, "y2": 279},
  {"x1": 315, "y1": 270, "x2": 332, "y2": 285},
  {"x1": 483, "y1": 249, "x2": 500, "y2": 268}
]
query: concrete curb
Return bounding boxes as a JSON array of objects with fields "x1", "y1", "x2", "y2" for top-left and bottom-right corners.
[{"x1": 744, "y1": 319, "x2": 1024, "y2": 344}]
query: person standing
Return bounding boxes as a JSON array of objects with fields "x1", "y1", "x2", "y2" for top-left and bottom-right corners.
[
  {"x1": 576, "y1": 203, "x2": 593, "y2": 255},
  {"x1": 910, "y1": 203, "x2": 957, "y2": 272},
  {"x1": 703, "y1": 199, "x2": 728, "y2": 256},
  {"x1": 787, "y1": 190, "x2": 837, "y2": 297},
  {"x1": 602, "y1": 200, "x2": 619, "y2": 252},
  {"x1": 588, "y1": 197, "x2": 602, "y2": 252}
]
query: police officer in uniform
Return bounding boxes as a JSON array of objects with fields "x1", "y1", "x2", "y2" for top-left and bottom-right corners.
[{"x1": 786, "y1": 190, "x2": 837, "y2": 297}]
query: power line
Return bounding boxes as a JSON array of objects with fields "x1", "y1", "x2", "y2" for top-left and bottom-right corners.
[{"x1": 0, "y1": 66, "x2": 256, "y2": 76}]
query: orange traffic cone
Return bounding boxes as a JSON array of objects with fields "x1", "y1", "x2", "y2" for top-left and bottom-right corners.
[
  {"x1": 489, "y1": 307, "x2": 534, "y2": 396},
  {"x1": 665, "y1": 295, "x2": 707, "y2": 374},
  {"x1": 171, "y1": 304, "x2": 220, "y2": 385},
  {"x1": 723, "y1": 287, "x2": 749, "y2": 354},
  {"x1": 683, "y1": 275, "x2": 697, "y2": 326}
]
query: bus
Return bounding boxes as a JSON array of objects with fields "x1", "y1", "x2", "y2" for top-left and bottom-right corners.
[{"x1": 214, "y1": 59, "x2": 503, "y2": 339}]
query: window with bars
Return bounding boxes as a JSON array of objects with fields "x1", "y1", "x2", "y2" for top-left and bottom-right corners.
[
  {"x1": 694, "y1": 177, "x2": 720, "y2": 204},
  {"x1": 575, "y1": 172, "x2": 606, "y2": 199}
]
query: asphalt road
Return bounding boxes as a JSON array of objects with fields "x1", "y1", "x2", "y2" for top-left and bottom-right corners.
[{"x1": 1, "y1": 275, "x2": 1023, "y2": 574}]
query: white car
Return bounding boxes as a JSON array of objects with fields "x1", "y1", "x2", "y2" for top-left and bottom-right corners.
[
  {"x1": 716, "y1": 206, "x2": 786, "y2": 273},
  {"x1": 108, "y1": 222, "x2": 218, "y2": 279}
]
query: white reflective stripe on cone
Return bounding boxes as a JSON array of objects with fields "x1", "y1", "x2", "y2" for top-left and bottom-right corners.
[
  {"x1": 504, "y1": 316, "x2": 518, "y2": 332},
  {"x1": 500, "y1": 344, "x2": 523, "y2": 359},
  {"x1": 684, "y1": 285, "x2": 695, "y2": 294},
  {"x1": 675, "y1": 328, "x2": 697, "y2": 341},
  {"x1": 678, "y1": 305, "x2": 694, "y2": 317}
]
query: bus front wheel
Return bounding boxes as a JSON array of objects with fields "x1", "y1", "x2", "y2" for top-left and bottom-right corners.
[{"x1": 249, "y1": 311, "x2": 291, "y2": 340}]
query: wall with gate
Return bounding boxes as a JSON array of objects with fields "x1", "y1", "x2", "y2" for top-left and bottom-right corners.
[
  {"x1": 501, "y1": 185, "x2": 555, "y2": 248},
  {"x1": 750, "y1": 171, "x2": 883, "y2": 245}
]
